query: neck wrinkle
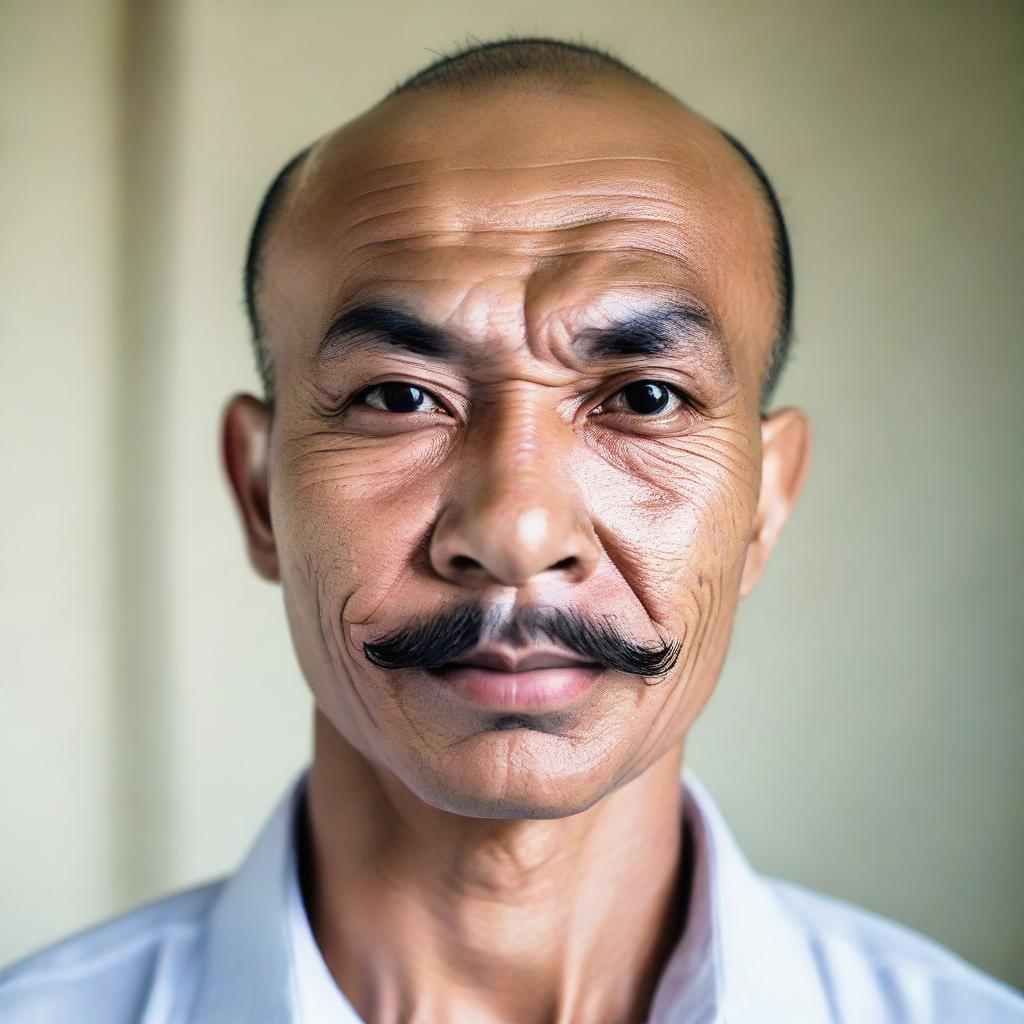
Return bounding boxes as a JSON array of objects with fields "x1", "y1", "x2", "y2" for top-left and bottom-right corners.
[{"x1": 303, "y1": 720, "x2": 690, "y2": 1024}]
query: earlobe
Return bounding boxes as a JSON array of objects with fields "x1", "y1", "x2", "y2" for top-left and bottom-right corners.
[
  {"x1": 739, "y1": 407, "x2": 812, "y2": 598},
  {"x1": 221, "y1": 393, "x2": 280, "y2": 582}
]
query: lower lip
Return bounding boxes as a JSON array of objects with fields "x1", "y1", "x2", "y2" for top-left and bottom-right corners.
[{"x1": 429, "y1": 665, "x2": 606, "y2": 712}]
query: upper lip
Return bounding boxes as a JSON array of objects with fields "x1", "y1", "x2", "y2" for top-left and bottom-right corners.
[{"x1": 443, "y1": 647, "x2": 599, "y2": 673}]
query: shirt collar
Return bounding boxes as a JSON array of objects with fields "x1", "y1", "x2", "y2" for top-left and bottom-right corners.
[
  {"x1": 655, "y1": 769, "x2": 833, "y2": 1022},
  {"x1": 190, "y1": 767, "x2": 831, "y2": 1024},
  {"x1": 188, "y1": 772, "x2": 301, "y2": 1023}
]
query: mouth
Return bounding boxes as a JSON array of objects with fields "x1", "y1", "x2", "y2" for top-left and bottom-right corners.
[{"x1": 427, "y1": 646, "x2": 605, "y2": 712}]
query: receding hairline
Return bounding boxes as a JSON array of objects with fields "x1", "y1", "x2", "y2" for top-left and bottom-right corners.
[
  {"x1": 386, "y1": 36, "x2": 663, "y2": 97},
  {"x1": 244, "y1": 38, "x2": 793, "y2": 404}
]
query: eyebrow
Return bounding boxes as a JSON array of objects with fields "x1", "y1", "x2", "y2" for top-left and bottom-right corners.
[
  {"x1": 318, "y1": 304, "x2": 454, "y2": 361},
  {"x1": 317, "y1": 300, "x2": 733, "y2": 381},
  {"x1": 575, "y1": 304, "x2": 730, "y2": 375}
]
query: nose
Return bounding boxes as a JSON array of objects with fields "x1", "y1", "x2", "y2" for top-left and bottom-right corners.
[{"x1": 429, "y1": 414, "x2": 600, "y2": 589}]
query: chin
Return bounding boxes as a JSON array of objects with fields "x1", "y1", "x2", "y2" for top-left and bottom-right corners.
[{"x1": 399, "y1": 725, "x2": 620, "y2": 820}]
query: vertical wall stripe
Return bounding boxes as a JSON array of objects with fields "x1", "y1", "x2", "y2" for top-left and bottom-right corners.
[{"x1": 110, "y1": 0, "x2": 183, "y2": 902}]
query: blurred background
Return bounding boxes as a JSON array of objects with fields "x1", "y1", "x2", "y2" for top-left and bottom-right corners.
[{"x1": 2, "y1": 0, "x2": 1022, "y2": 989}]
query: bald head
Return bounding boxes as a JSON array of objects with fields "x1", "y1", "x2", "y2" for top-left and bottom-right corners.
[
  {"x1": 244, "y1": 37, "x2": 793, "y2": 405},
  {"x1": 223, "y1": 37, "x2": 814, "y2": 821}
]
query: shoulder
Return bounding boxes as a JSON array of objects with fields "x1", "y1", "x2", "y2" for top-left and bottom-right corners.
[
  {"x1": 0, "y1": 880, "x2": 225, "y2": 1024},
  {"x1": 767, "y1": 877, "x2": 1024, "y2": 1022}
]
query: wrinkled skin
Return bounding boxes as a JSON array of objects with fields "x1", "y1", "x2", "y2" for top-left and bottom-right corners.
[{"x1": 224, "y1": 75, "x2": 810, "y2": 1024}]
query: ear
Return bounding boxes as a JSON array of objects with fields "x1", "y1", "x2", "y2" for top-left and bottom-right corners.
[
  {"x1": 221, "y1": 393, "x2": 279, "y2": 582},
  {"x1": 739, "y1": 406, "x2": 812, "y2": 598}
]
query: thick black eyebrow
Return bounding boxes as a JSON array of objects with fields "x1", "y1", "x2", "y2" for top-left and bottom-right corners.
[
  {"x1": 318, "y1": 300, "x2": 733, "y2": 383},
  {"x1": 574, "y1": 304, "x2": 733, "y2": 381},
  {"x1": 318, "y1": 304, "x2": 454, "y2": 361}
]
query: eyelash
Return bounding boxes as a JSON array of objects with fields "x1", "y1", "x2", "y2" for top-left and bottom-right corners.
[
  {"x1": 353, "y1": 382, "x2": 445, "y2": 415},
  {"x1": 348, "y1": 379, "x2": 693, "y2": 419},
  {"x1": 593, "y1": 380, "x2": 691, "y2": 418}
]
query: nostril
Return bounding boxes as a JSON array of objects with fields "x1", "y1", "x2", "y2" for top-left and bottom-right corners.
[
  {"x1": 451, "y1": 554, "x2": 483, "y2": 572},
  {"x1": 548, "y1": 556, "x2": 577, "y2": 572}
]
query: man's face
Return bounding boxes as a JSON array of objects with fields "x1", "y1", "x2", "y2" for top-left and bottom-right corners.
[{"x1": 226, "y1": 78, "x2": 807, "y2": 817}]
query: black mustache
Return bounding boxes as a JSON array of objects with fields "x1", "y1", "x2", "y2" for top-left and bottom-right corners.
[{"x1": 363, "y1": 603, "x2": 681, "y2": 678}]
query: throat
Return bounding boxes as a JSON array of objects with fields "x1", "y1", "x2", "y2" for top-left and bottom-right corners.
[{"x1": 294, "y1": 778, "x2": 693, "y2": 1024}]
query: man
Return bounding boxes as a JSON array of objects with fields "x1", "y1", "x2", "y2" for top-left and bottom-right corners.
[{"x1": 1, "y1": 37, "x2": 1020, "y2": 1024}]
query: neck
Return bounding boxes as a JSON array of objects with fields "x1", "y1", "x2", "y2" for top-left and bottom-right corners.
[{"x1": 301, "y1": 712, "x2": 692, "y2": 1024}]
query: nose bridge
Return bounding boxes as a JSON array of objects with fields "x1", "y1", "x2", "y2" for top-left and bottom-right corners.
[
  {"x1": 431, "y1": 393, "x2": 599, "y2": 588},
  {"x1": 481, "y1": 400, "x2": 563, "y2": 513}
]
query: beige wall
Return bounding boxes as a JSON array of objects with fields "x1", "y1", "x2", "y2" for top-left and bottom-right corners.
[
  {"x1": 1, "y1": 0, "x2": 119, "y2": 964},
  {"x1": 2, "y1": 0, "x2": 1021, "y2": 989}
]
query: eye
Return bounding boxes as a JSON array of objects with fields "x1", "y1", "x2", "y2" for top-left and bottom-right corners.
[
  {"x1": 603, "y1": 379, "x2": 686, "y2": 416},
  {"x1": 357, "y1": 381, "x2": 444, "y2": 414}
]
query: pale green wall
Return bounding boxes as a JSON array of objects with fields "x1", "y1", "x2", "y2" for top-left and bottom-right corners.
[{"x1": 2, "y1": 0, "x2": 1021, "y2": 989}]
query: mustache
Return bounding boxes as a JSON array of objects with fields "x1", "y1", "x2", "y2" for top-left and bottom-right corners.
[{"x1": 363, "y1": 603, "x2": 682, "y2": 678}]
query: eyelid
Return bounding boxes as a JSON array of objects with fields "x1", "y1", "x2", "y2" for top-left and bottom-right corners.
[
  {"x1": 363, "y1": 382, "x2": 433, "y2": 408},
  {"x1": 352, "y1": 380, "x2": 452, "y2": 416},
  {"x1": 597, "y1": 378, "x2": 693, "y2": 415}
]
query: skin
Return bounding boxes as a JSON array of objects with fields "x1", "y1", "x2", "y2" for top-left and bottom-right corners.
[{"x1": 223, "y1": 72, "x2": 811, "y2": 1024}]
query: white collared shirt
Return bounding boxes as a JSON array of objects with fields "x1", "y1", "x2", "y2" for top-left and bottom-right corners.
[{"x1": 1, "y1": 768, "x2": 1020, "y2": 1022}]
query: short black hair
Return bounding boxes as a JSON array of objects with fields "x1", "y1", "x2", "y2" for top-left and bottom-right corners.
[
  {"x1": 244, "y1": 37, "x2": 794, "y2": 406},
  {"x1": 388, "y1": 36, "x2": 658, "y2": 96},
  {"x1": 243, "y1": 145, "x2": 310, "y2": 397}
]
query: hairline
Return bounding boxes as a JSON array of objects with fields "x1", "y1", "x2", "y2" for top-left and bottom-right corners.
[{"x1": 245, "y1": 51, "x2": 793, "y2": 407}]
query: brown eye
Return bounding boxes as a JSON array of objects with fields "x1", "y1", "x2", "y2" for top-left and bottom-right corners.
[
  {"x1": 361, "y1": 382, "x2": 442, "y2": 414},
  {"x1": 616, "y1": 380, "x2": 680, "y2": 415}
]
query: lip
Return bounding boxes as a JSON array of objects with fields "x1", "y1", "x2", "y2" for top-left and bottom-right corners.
[{"x1": 429, "y1": 657, "x2": 605, "y2": 712}]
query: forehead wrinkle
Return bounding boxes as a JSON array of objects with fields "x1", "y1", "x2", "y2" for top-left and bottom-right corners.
[
  {"x1": 292, "y1": 154, "x2": 434, "y2": 202},
  {"x1": 324, "y1": 247, "x2": 705, "y2": 297},
  {"x1": 336, "y1": 226, "x2": 713, "y2": 301},
  {"x1": 344, "y1": 215, "x2": 704, "y2": 248},
  {"x1": 328, "y1": 166, "x2": 689, "y2": 230},
  {"x1": 295, "y1": 145, "x2": 715, "y2": 244},
  {"x1": 389, "y1": 155, "x2": 684, "y2": 172},
  {"x1": 323, "y1": 154, "x2": 690, "y2": 203},
  {"x1": 327, "y1": 171, "x2": 702, "y2": 234},
  {"x1": 268, "y1": 99, "x2": 775, "y2": 394},
  {"x1": 343, "y1": 225, "x2": 715, "y2": 271},
  {"x1": 338, "y1": 197, "x2": 699, "y2": 238},
  {"x1": 281, "y1": 116, "x2": 746, "y2": 274},
  {"x1": 334, "y1": 170, "x2": 708, "y2": 240}
]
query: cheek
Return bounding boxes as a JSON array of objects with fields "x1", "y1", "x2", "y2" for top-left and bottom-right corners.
[
  {"x1": 577, "y1": 422, "x2": 760, "y2": 621},
  {"x1": 270, "y1": 433, "x2": 455, "y2": 757},
  {"x1": 274, "y1": 421, "x2": 446, "y2": 585},
  {"x1": 571, "y1": 426, "x2": 760, "y2": 746},
  {"x1": 270, "y1": 426, "x2": 449, "y2": 644}
]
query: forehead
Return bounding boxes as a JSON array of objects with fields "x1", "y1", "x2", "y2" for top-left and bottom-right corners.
[{"x1": 262, "y1": 80, "x2": 778, "y2": 387}]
